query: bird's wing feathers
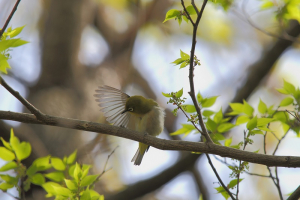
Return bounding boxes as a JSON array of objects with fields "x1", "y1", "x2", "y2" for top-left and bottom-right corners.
[{"x1": 94, "y1": 85, "x2": 131, "y2": 127}]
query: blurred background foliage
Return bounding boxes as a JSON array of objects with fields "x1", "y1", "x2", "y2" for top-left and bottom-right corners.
[{"x1": 0, "y1": 0, "x2": 300, "y2": 199}]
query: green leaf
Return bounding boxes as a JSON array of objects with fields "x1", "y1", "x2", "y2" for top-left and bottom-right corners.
[
  {"x1": 0, "y1": 182, "x2": 14, "y2": 190},
  {"x1": 82, "y1": 164, "x2": 91, "y2": 178},
  {"x1": 279, "y1": 97, "x2": 294, "y2": 106},
  {"x1": 235, "y1": 115, "x2": 250, "y2": 125},
  {"x1": 0, "y1": 174, "x2": 18, "y2": 185},
  {"x1": 197, "y1": 92, "x2": 202, "y2": 103},
  {"x1": 258, "y1": 126, "x2": 272, "y2": 132},
  {"x1": 0, "y1": 147, "x2": 15, "y2": 161},
  {"x1": 257, "y1": 118, "x2": 274, "y2": 126},
  {"x1": 74, "y1": 163, "x2": 82, "y2": 182},
  {"x1": 177, "y1": 15, "x2": 182, "y2": 25},
  {"x1": 81, "y1": 175, "x2": 99, "y2": 187},
  {"x1": 51, "y1": 157, "x2": 66, "y2": 171},
  {"x1": 228, "y1": 178, "x2": 244, "y2": 189},
  {"x1": 179, "y1": 61, "x2": 189, "y2": 69},
  {"x1": 250, "y1": 130, "x2": 264, "y2": 135},
  {"x1": 175, "y1": 88, "x2": 183, "y2": 98},
  {"x1": 281, "y1": 122, "x2": 290, "y2": 133},
  {"x1": 170, "y1": 124, "x2": 196, "y2": 136},
  {"x1": 206, "y1": 118, "x2": 217, "y2": 132},
  {"x1": 1, "y1": 137, "x2": 12, "y2": 150},
  {"x1": 273, "y1": 111, "x2": 288, "y2": 123},
  {"x1": 45, "y1": 171, "x2": 65, "y2": 182},
  {"x1": 0, "y1": 54, "x2": 10, "y2": 74},
  {"x1": 202, "y1": 96, "x2": 218, "y2": 108},
  {"x1": 27, "y1": 156, "x2": 52, "y2": 176},
  {"x1": 163, "y1": 9, "x2": 181, "y2": 23},
  {"x1": 224, "y1": 138, "x2": 232, "y2": 147},
  {"x1": 8, "y1": 26, "x2": 25, "y2": 38},
  {"x1": 203, "y1": 110, "x2": 214, "y2": 117},
  {"x1": 51, "y1": 185, "x2": 72, "y2": 197},
  {"x1": 182, "y1": 15, "x2": 189, "y2": 23},
  {"x1": 64, "y1": 179, "x2": 77, "y2": 190},
  {"x1": 267, "y1": 105, "x2": 275, "y2": 115},
  {"x1": 258, "y1": 99, "x2": 267, "y2": 114},
  {"x1": 247, "y1": 116, "x2": 257, "y2": 130},
  {"x1": 162, "y1": 92, "x2": 172, "y2": 97},
  {"x1": 0, "y1": 161, "x2": 18, "y2": 172},
  {"x1": 186, "y1": 5, "x2": 197, "y2": 15},
  {"x1": 14, "y1": 141, "x2": 31, "y2": 161},
  {"x1": 42, "y1": 181, "x2": 61, "y2": 196},
  {"x1": 283, "y1": 79, "x2": 296, "y2": 94},
  {"x1": 67, "y1": 150, "x2": 77, "y2": 165},
  {"x1": 217, "y1": 123, "x2": 235, "y2": 133},
  {"x1": 172, "y1": 58, "x2": 185, "y2": 65},
  {"x1": 30, "y1": 173, "x2": 45, "y2": 185},
  {"x1": 243, "y1": 100, "x2": 254, "y2": 116},
  {"x1": 229, "y1": 103, "x2": 244, "y2": 113},
  {"x1": 215, "y1": 185, "x2": 226, "y2": 193},
  {"x1": 213, "y1": 108, "x2": 223, "y2": 124},
  {"x1": 261, "y1": 1, "x2": 274, "y2": 9},
  {"x1": 81, "y1": 190, "x2": 92, "y2": 200},
  {"x1": 68, "y1": 164, "x2": 76, "y2": 178},
  {"x1": 180, "y1": 50, "x2": 190, "y2": 60},
  {"x1": 211, "y1": 133, "x2": 225, "y2": 141},
  {"x1": 183, "y1": 104, "x2": 196, "y2": 113},
  {"x1": 276, "y1": 87, "x2": 289, "y2": 94}
]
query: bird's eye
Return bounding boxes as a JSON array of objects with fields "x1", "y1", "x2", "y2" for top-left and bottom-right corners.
[{"x1": 128, "y1": 108, "x2": 133, "y2": 112}]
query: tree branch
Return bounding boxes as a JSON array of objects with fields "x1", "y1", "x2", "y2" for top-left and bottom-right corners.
[
  {"x1": 186, "y1": 0, "x2": 212, "y2": 144},
  {"x1": 1, "y1": 110, "x2": 300, "y2": 167},
  {"x1": 288, "y1": 185, "x2": 300, "y2": 200},
  {"x1": 0, "y1": 0, "x2": 21, "y2": 38}
]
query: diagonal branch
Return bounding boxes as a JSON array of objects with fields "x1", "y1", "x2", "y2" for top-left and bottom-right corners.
[
  {"x1": 0, "y1": 76, "x2": 46, "y2": 120},
  {"x1": 0, "y1": 0, "x2": 21, "y2": 38}
]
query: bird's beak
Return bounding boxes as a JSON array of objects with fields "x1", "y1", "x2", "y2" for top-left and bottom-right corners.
[{"x1": 121, "y1": 110, "x2": 127, "y2": 114}]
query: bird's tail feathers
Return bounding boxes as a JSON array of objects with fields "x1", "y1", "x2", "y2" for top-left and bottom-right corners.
[{"x1": 131, "y1": 143, "x2": 149, "y2": 166}]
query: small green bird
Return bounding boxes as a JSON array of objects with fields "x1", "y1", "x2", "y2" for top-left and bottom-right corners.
[{"x1": 94, "y1": 85, "x2": 165, "y2": 166}]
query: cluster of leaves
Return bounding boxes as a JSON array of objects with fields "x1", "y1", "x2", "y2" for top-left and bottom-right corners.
[
  {"x1": 163, "y1": 5, "x2": 197, "y2": 25},
  {"x1": 172, "y1": 50, "x2": 200, "y2": 69},
  {"x1": 0, "y1": 26, "x2": 28, "y2": 74},
  {"x1": 162, "y1": 88, "x2": 186, "y2": 116},
  {"x1": 163, "y1": 0, "x2": 233, "y2": 26},
  {"x1": 215, "y1": 178, "x2": 243, "y2": 199},
  {"x1": 260, "y1": 0, "x2": 300, "y2": 24},
  {"x1": 0, "y1": 129, "x2": 104, "y2": 200}
]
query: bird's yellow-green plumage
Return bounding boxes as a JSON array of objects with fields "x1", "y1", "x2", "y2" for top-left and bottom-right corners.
[{"x1": 94, "y1": 86, "x2": 164, "y2": 166}]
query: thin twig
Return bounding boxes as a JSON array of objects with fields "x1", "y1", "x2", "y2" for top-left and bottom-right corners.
[
  {"x1": 286, "y1": 109, "x2": 300, "y2": 122},
  {"x1": 186, "y1": 0, "x2": 212, "y2": 143},
  {"x1": 96, "y1": 146, "x2": 119, "y2": 180},
  {"x1": 213, "y1": 155, "x2": 276, "y2": 179},
  {"x1": 0, "y1": 0, "x2": 21, "y2": 38},
  {"x1": 178, "y1": 106, "x2": 203, "y2": 134},
  {"x1": 275, "y1": 167, "x2": 283, "y2": 200},
  {"x1": 181, "y1": 0, "x2": 195, "y2": 26},
  {"x1": 191, "y1": 0, "x2": 199, "y2": 15},
  {"x1": 273, "y1": 131, "x2": 289, "y2": 156},
  {"x1": 0, "y1": 76, "x2": 46, "y2": 120},
  {"x1": 206, "y1": 153, "x2": 236, "y2": 200},
  {"x1": 241, "y1": 0, "x2": 299, "y2": 43}
]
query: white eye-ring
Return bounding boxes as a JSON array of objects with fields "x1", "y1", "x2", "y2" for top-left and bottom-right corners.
[{"x1": 128, "y1": 108, "x2": 134, "y2": 112}]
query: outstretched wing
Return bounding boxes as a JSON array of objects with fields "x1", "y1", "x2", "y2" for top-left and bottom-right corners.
[{"x1": 94, "y1": 85, "x2": 131, "y2": 127}]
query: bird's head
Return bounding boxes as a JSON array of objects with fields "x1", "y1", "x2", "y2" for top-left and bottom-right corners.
[{"x1": 122, "y1": 96, "x2": 157, "y2": 115}]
